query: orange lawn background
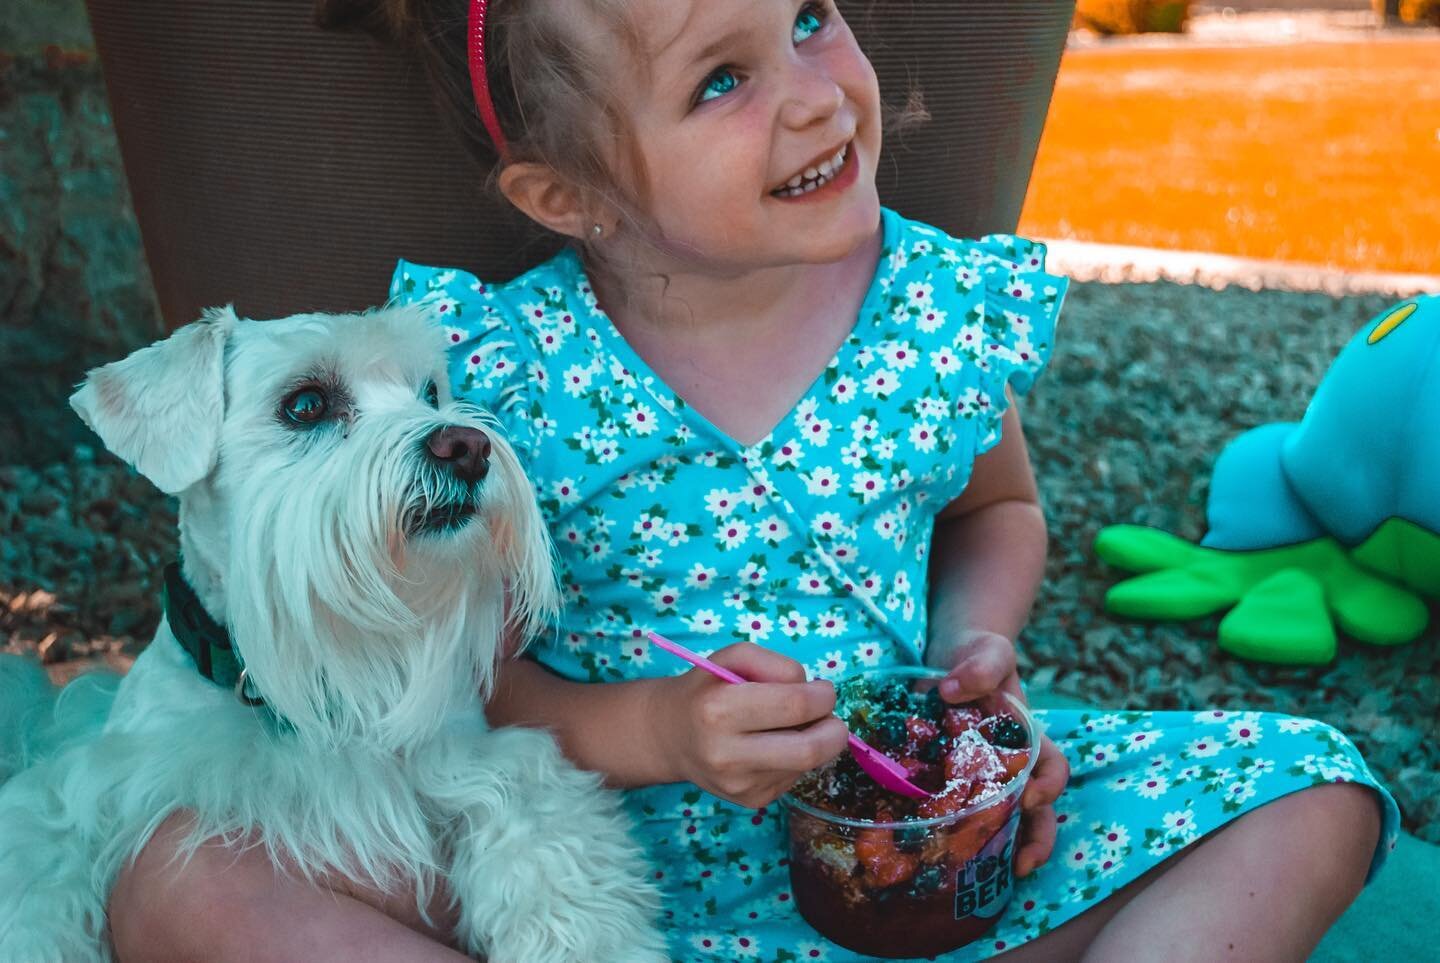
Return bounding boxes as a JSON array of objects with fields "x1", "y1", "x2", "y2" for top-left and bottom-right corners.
[{"x1": 1017, "y1": 39, "x2": 1440, "y2": 275}]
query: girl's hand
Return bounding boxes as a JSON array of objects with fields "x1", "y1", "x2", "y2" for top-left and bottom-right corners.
[
  {"x1": 648, "y1": 642, "x2": 850, "y2": 810},
  {"x1": 937, "y1": 630, "x2": 1071, "y2": 878}
]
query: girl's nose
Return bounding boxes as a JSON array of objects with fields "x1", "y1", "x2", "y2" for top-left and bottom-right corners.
[{"x1": 778, "y1": 63, "x2": 846, "y2": 131}]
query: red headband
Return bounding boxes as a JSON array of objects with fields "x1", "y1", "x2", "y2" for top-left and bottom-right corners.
[{"x1": 468, "y1": 0, "x2": 510, "y2": 158}]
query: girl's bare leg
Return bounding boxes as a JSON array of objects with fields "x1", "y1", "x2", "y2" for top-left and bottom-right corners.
[
  {"x1": 998, "y1": 783, "x2": 1380, "y2": 962},
  {"x1": 108, "y1": 812, "x2": 468, "y2": 963}
]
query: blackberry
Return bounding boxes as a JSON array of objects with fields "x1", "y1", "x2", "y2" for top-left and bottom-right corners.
[
  {"x1": 922, "y1": 686, "x2": 946, "y2": 721},
  {"x1": 873, "y1": 714, "x2": 907, "y2": 749},
  {"x1": 912, "y1": 863, "x2": 945, "y2": 894},
  {"x1": 988, "y1": 715, "x2": 1028, "y2": 749},
  {"x1": 918, "y1": 737, "x2": 944, "y2": 763}
]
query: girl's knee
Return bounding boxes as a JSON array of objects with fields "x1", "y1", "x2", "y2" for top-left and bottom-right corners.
[{"x1": 1275, "y1": 782, "x2": 1381, "y2": 894}]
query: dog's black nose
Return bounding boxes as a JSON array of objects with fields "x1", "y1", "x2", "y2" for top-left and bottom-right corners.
[{"x1": 425, "y1": 426, "x2": 491, "y2": 484}]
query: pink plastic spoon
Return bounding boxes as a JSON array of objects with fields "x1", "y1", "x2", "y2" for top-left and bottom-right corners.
[{"x1": 645, "y1": 631, "x2": 930, "y2": 799}]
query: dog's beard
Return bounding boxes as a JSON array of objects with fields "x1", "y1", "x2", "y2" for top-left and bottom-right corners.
[{"x1": 221, "y1": 405, "x2": 549, "y2": 751}]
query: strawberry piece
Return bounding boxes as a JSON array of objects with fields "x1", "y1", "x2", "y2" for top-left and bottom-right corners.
[
  {"x1": 997, "y1": 747, "x2": 1030, "y2": 781},
  {"x1": 916, "y1": 785, "x2": 969, "y2": 820},
  {"x1": 942, "y1": 706, "x2": 984, "y2": 737},
  {"x1": 944, "y1": 730, "x2": 1005, "y2": 786},
  {"x1": 905, "y1": 715, "x2": 939, "y2": 744},
  {"x1": 855, "y1": 828, "x2": 919, "y2": 888}
]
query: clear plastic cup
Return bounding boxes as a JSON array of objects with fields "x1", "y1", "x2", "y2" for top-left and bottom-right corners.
[{"x1": 781, "y1": 667, "x2": 1039, "y2": 959}]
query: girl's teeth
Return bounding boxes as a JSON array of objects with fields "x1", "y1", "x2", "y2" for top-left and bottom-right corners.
[
  {"x1": 787, "y1": 174, "x2": 803, "y2": 188},
  {"x1": 804, "y1": 166, "x2": 819, "y2": 179},
  {"x1": 818, "y1": 158, "x2": 835, "y2": 177},
  {"x1": 773, "y1": 143, "x2": 850, "y2": 197}
]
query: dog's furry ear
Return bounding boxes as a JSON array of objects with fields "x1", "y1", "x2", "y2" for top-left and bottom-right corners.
[
  {"x1": 70, "y1": 306, "x2": 236, "y2": 494},
  {"x1": 487, "y1": 440, "x2": 562, "y2": 651}
]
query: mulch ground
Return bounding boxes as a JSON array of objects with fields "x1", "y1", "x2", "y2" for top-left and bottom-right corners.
[{"x1": 1019, "y1": 36, "x2": 1440, "y2": 274}]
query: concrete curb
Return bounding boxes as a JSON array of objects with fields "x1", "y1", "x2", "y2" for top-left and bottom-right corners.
[{"x1": 1039, "y1": 238, "x2": 1440, "y2": 298}]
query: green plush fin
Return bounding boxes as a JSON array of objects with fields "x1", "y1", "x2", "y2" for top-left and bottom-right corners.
[
  {"x1": 1326, "y1": 554, "x2": 1429, "y2": 646},
  {"x1": 1350, "y1": 518, "x2": 1440, "y2": 598},
  {"x1": 1094, "y1": 525, "x2": 1208, "y2": 573},
  {"x1": 1219, "y1": 568, "x2": 1336, "y2": 665},
  {"x1": 1105, "y1": 558, "x2": 1248, "y2": 620}
]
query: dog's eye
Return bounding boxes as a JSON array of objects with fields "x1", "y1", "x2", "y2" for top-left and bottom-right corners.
[
  {"x1": 423, "y1": 380, "x2": 440, "y2": 409},
  {"x1": 282, "y1": 386, "x2": 329, "y2": 424}
]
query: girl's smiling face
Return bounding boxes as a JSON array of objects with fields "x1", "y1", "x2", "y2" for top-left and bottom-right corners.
[{"x1": 616, "y1": 0, "x2": 883, "y2": 272}]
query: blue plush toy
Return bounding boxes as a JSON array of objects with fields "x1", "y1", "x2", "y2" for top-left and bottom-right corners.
[{"x1": 1097, "y1": 295, "x2": 1440, "y2": 665}]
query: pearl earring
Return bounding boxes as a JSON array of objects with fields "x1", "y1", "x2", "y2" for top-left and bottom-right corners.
[{"x1": 591, "y1": 223, "x2": 604, "y2": 239}]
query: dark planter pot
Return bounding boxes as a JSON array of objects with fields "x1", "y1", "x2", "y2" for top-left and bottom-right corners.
[{"x1": 84, "y1": 0, "x2": 1075, "y2": 328}]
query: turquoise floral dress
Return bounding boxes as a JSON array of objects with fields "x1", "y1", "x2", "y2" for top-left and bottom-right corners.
[{"x1": 391, "y1": 208, "x2": 1399, "y2": 962}]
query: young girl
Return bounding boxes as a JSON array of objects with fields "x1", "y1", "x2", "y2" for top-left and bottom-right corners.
[{"x1": 112, "y1": 0, "x2": 1397, "y2": 959}]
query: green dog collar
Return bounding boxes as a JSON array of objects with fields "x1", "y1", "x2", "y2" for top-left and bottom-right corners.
[{"x1": 162, "y1": 562, "x2": 263, "y2": 706}]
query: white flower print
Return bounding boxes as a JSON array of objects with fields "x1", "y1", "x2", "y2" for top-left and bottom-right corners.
[
  {"x1": 621, "y1": 638, "x2": 652, "y2": 666},
  {"x1": 873, "y1": 436, "x2": 898, "y2": 460},
  {"x1": 717, "y1": 519, "x2": 750, "y2": 550},
  {"x1": 663, "y1": 523, "x2": 691, "y2": 548},
  {"x1": 840, "y1": 441, "x2": 867, "y2": 469},
  {"x1": 736, "y1": 612, "x2": 773, "y2": 642},
  {"x1": 1007, "y1": 276, "x2": 1035, "y2": 301},
  {"x1": 730, "y1": 934, "x2": 761, "y2": 958},
  {"x1": 1163, "y1": 809, "x2": 1198, "y2": 839},
  {"x1": 930, "y1": 347, "x2": 959, "y2": 376},
  {"x1": 1227, "y1": 716, "x2": 1263, "y2": 747},
  {"x1": 550, "y1": 478, "x2": 581, "y2": 506},
  {"x1": 1064, "y1": 841, "x2": 1092, "y2": 872},
  {"x1": 1096, "y1": 823, "x2": 1130, "y2": 852},
  {"x1": 1187, "y1": 736, "x2": 1223, "y2": 758},
  {"x1": 850, "y1": 471, "x2": 886, "y2": 503},
  {"x1": 779, "y1": 610, "x2": 810, "y2": 638},
  {"x1": 830, "y1": 375, "x2": 858, "y2": 405},
  {"x1": 915, "y1": 304, "x2": 948, "y2": 334},
  {"x1": 791, "y1": 414, "x2": 833, "y2": 449},
  {"x1": 812, "y1": 650, "x2": 847, "y2": 679},
  {"x1": 624, "y1": 402, "x2": 658, "y2": 436},
  {"x1": 686, "y1": 563, "x2": 717, "y2": 590},
  {"x1": 908, "y1": 422, "x2": 939, "y2": 453},
  {"x1": 814, "y1": 611, "x2": 847, "y2": 639},
  {"x1": 1124, "y1": 728, "x2": 1163, "y2": 753},
  {"x1": 1135, "y1": 774, "x2": 1169, "y2": 799},
  {"x1": 705, "y1": 489, "x2": 739, "y2": 517},
  {"x1": 853, "y1": 641, "x2": 883, "y2": 667},
  {"x1": 1194, "y1": 709, "x2": 1233, "y2": 725},
  {"x1": 850, "y1": 414, "x2": 880, "y2": 442},
  {"x1": 862, "y1": 368, "x2": 900, "y2": 398},
  {"x1": 811, "y1": 512, "x2": 845, "y2": 539},
  {"x1": 772, "y1": 439, "x2": 804, "y2": 468},
  {"x1": 689, "y1": 933, "x2": 725, "y2": 955},
  {"x1": 880, "y1": 340, "x2": 919, "y2": 370},
  {"x1": 797, "y1": 571, "x2": 830, "y2": 595},
  {"x1": 802, "y1": 466, "x2": 840, "y2": 497},
  {"x1": 1087, "y1": 744, "x2": 1118, "y2": 768},
  {"x1": 1225, "y1": 781, "x2": 1257, "y2": 805},
  {"x1": 721, "y1": 586, "x2": 753, "y2": 610},
  {"x1": 1104, "y1": 773, "x2": 1133, "y2": 793},
  {"x1": 686, "y1": 609, "x2": 723, "y2": 635},
  {"x1": 1244, "y1": 758, "x2": 1276, "y2": 778},
  {"x1": 793, "y1": 941, "x2": 829, "y2": 961},
  {"x1": 851, "y1": 569, "x2": 883, "y2": 600},
  {"x1": 758, "y1": 516, "x2": 790, "y2": 545},
  {"x1": 650, "y1": 585, "x2": 680, "y2": 614},
  {"x1": 873, "y1": 511, "x2": 900, "y2": 544},
  {"x1": 1277, "y1": 717, "x2": 1317, "y2": 734},
  {"x1": 561, "y1": 362, "x2": 593, "y2": 397}
]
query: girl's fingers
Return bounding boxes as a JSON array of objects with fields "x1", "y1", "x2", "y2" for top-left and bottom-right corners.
[
  {"x1": 708, "y1": 642, "x2": 809, "y2": 684},
  {"x1": 1013, "y1": 803, "x2": 1058, "y2": 878},
  {"x1": 940, "y1": 632, "x2": 1017, "y2": 702},
  {"x1": 704, "y1": 679, "x2": 837, "y2": 732},
  {"x1": 1022, "y1": 737, "x2": 1071, "y2": 810},
  {"x1": 740, "y1": 716, "x2": 850, "y2": 774}
]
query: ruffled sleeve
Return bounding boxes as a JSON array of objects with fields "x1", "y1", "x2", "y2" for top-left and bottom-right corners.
[
  {"x1": 952, "y1": 234, "x2": 1067, "y2": 456},
  {"x1": 388, "y1": 259, "x2": 540, "y2": 464}
]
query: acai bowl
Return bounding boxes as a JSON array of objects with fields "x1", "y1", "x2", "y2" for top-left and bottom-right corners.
[{"x1": 781, "y1": 667, "x2": 1039, "y2": 959}]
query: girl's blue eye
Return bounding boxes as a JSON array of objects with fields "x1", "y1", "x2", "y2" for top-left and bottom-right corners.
[
  {"x1": 793, "y1": 5, "x2": 824, "y2": 43},
  {"x1": 699, "y1": 68, "x2": 739, "y2": 103}
]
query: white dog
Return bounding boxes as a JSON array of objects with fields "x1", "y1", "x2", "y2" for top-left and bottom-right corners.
[{"x1": 0, "y1": 305, "x2": 664, "y2": 962}]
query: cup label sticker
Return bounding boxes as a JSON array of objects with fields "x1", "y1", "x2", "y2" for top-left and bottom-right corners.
[{"x1": 954, "y1": 808, "x2": 1022, "y2": 920}]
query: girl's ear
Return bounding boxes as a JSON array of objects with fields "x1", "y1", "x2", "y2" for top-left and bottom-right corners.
[{"x1": 497, "y1": 162, "x2": 597, "y2": 241}]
